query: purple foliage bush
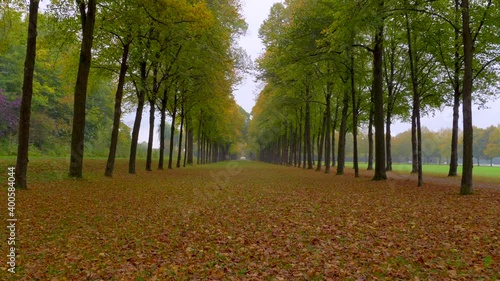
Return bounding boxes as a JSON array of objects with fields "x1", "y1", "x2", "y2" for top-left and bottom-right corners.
[{"x1": 0, "y1": 89, "x2": 21, "y2": 137}]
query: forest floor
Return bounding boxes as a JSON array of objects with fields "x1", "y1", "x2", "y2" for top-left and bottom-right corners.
[{"x1": 0, "y1": 159, "x2": 499, "y2": 280}]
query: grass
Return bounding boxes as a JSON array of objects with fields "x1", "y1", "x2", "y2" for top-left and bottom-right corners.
[
  {"x1": 0, "y1": 158, "x2": 499, "y2": 280},
  {"x1": 343, "y1": 161, "x2": 500, "y2": 184}
]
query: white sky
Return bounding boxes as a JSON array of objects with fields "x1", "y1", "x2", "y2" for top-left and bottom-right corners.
[{"x1": 233, "y1": 0, "x2": 281, "y2": 114}]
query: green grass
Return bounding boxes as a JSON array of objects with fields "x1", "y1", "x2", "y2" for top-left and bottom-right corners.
[
  {"x1": 0, "y1": 157, "x2": 197, "y2": 183},
  {"x1": 343, "y1": 161, "x2": 500, "y2": 183},
  {"x1": 391, "y1": 163, "x2": 500, "y2": 182}
]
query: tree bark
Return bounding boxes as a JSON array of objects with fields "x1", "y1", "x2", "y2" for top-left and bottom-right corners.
[
  {"x1": 332, "y1": 98, "x2": 339, "y2": 168},
  {"x1": 197, "y1": 111, "x2": 202, "y2": 165},
  {"x1": 351, "y1": 51, "x2": 359, "y2": 178},
  {"x1": 384, "y1": 35, "x2": 396, "y2": 172},
  {"x1": 305, "y1": 98, "x2": 313, "y2": 169},
  {"x1": 168, "y1": 94, "x2": 178, "y2": 169},
  {"x1": 406, "y1": 12, "x2": 422, "y2": 186},
  {"x1": 372, "y1": 2, "x2": 387, "y2": 180},
  {"x1": 129, "y1": 77, "x2": 146, "y2": 173},
  {"x1": 386, "y1": 109, "x2": 393, "y2": 172},
  {"x1": 15, "y1": 0, "x2": 39, "y2": 188},
  {"x1": 337, "y1": 88, "x2": 349, "y2": 175},
  {"x1": 411, "y1": 103, "x2": 418, "y2": 174},
  {"x1": 461, "y1": 0, "x2": 474, "y2": 196},
  {"x1": 316, "y1": 112, "x2": 326, "y2": 171},
  {"x1": 187, "y1": 116, "x2": 194, "y2": 165},
  {"x1": 105, "y1": 42, "x2": 129, "y2": 177},
  {"x1": 367, "y1": 103, "x2": 374, "y2": 170},
  {"x1": 324, "y1": 86, "x2": 332, "y2": 173},
  {"x1": 146, "y1": 96, "x2": 155, "y2": 171},
  {"x1": 448, "y1": 7, "x2": 461, "y2": 177},
  {"x1": 158, "y1": 89, "x2": 168, "y2": 169},
  {"x1": 176, "y1": 104, "x2": 184, "y2": 168},
  {"x1": 69, "y1": 0, "x2": 97, "y2": 177},
  {"x1": 297, "y1": 109, "x2": 303, "y2": 168}
]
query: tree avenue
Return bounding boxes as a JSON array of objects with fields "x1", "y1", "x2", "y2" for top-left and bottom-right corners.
[
  {"x1": 5, "y1": 0, "x2": 247, "y2": 186},
  {"x1": 2, "y1": 0, "x2": 499, "y2": 194},
  {"x1": 248, "y1": 0, "x2": 500, "y2": 194}
]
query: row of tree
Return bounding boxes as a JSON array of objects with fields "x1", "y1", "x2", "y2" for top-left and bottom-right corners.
[
  {"x1": 2, "y1": 0, "x2": 248, "y2": 188},
  {"x1": 248, "y1": 0, "x2": 499, "y2": 194},
  {"x1": 274, "y1": 126, "x2": 499, "y2": 167}
]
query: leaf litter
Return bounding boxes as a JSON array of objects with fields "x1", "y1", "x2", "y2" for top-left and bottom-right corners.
[{"x1": 0, "y1": 160, "x2": 498, "y2": 280}]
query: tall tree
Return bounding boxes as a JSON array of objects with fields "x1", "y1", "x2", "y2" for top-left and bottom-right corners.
[
  {"x1": 15, "y1": 0, "x2": 40, "y2": 189},
  {"x1": 372, "y1": 0, "x2": 387, "y2": 180},
  {"x1": 69, "y1": 0, "x2": 97, "y2": 177},
  {"x1": 105, "y1": 41, "x2": 130, "y2": 177},
  {"x1": 460, "y1": 0, "x2": 473, "y2": 194}
]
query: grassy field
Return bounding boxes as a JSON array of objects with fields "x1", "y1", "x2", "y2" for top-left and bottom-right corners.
[
  {"x1": 347, "y1": 162, "x2": 500, "y2": 184},
  {"x1": 0, "y1": 158, "x2": 499, "y2": 280}
]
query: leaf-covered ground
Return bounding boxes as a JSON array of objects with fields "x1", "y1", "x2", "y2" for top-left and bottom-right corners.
[{"x1": 1, "y1": 159, "x2": 499, "y2": 280}]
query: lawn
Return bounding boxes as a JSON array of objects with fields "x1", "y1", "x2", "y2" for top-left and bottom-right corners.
[
  {"x1": 0, "y1": 159, "x2": 499, "y2": 280},
  {"x1": 348, "y1": 161, "x2": 500, "y2": 184}
]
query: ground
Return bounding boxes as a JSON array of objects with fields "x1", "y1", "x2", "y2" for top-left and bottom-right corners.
[{"x1": 0, "y1": 159, "x2": 499, "y2": 280}]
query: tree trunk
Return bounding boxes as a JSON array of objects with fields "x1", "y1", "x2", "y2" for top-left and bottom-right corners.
[
  {"x1": 187, "y1": 116, "x2": 194, "y2": 165},
  {"x1": 460, "y1": 0, "x2": 474, "y2": 195},
  {"x1": 105, "y1": 42, "x2": 129, "y2": 177},
  {"x1": 184, "y1": 116, "x2": 189, "y2": 167},
  {"x1": 129, "y1": 89, "x2": 146, "y2": 173},
  {"x1": 332, "y1": 99, "x2": 339, "y2": 168},
  {"x1": 146, "y1": 96, "x2": 155, "y2": 171},
  {"x1": 367, "y1": 104, "x2": 374, "y2": 170},
  {"x1": 351, "y1": 51, "x2": 359, "y2": 178},
  {"x1": 316, "y1": 112, "x2": 326, "y2": 171},
  {"x1": 384, "y1": 36, "x2": 396, "y2": 172},
  {"x1": 385, "y1": 108, "x2": 393, "y2": 172},
  {"x1": 200, "y1": 133, "x2": 204, "y2": 164},
  {"x1": 449, "y1": 92, "x2": 460, "y2": 175},
  {"x1": 411, "y1": 103, "x2": 418, "y2": 173},
  {"x1": 15, "y1": 0, "x2": 39, "y2": 188},
  {"x1": 69, "y1": 0, "x2": 97, "y2": 178},
  {"x1": 168, "y1": 94, "x2": 178, "y2": 169},
  {"x1": 372, "y1": 2, "x2": 387, "y2": 180},
  {"x1": 417, "y1": 110, "x2": 423, "y2": 186},
  {"x1": 305, "y1": 99, "x2": 313, "y2": 169},
  {"x1": 298, "y1": 109, "x2": 303, "y2": 168},
  {"x1": 337, "y1": 88, "x2": 349, "y2": 175},
  {"x1": 448, "y1": 12, "x2": 461, "y2": 177},
  {"x1": 197, "y1": 111, "x2": 202, "y2": 165},
  {"x1": 289, "y1": 125, "x2": 295, "y2": 166},
  {"x1": 324, "y1": 88, "x2": 332, "y2": 173},
  {"x1": 406, "y1": 12, "x2": 422, "y2": 186},
  {"x1": 312, "y1": 134, "x2": 316, "y2": 166},
  {"x1": 176, "y1": 104, "x2": 184, "y2": 168},
  {"x1": 158, "y1": 89, "x2": 168, "y2": 169}
]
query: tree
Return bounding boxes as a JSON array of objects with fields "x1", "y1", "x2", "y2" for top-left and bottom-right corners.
[
  {"x1": 15, "y1": 0, "x2": 39, "y2": 189},
  {"x1": 484, "y1": 126, "x2": 500, "y2": 166},
  {"x1": 98, "y1": 0, "x2": 138, "y2": 177},
  {"x1": 460, "y1": 0, "x2": 474, "y2": 194},
  {"x1": 371, "y1": 0, "x2": 387, "y2": 180},
  {"x1": 69, "y1": 0, "x2": 97, "y2": 177}
]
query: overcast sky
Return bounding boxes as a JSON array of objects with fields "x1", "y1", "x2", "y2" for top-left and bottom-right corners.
[{"x1": 129, "y1": 0, "x2": 499, "y2": 147}]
